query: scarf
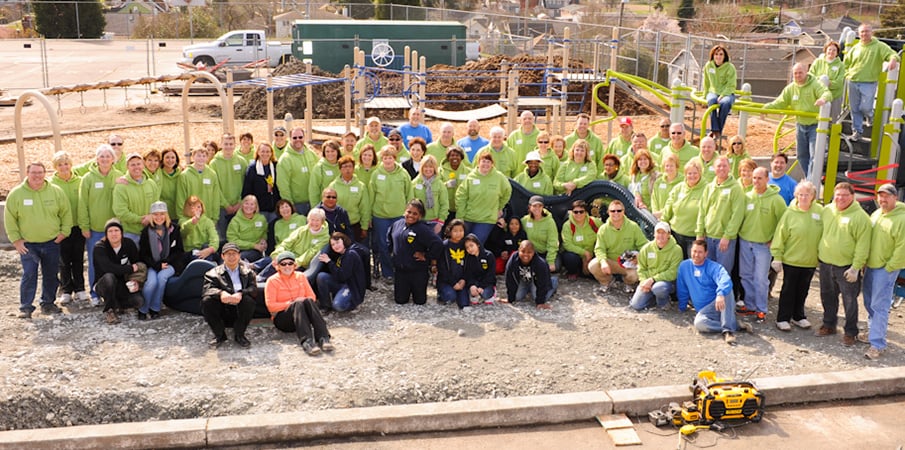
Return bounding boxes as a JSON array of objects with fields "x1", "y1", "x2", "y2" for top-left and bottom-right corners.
[
  {"x1": 423, "y1": 175, "x2": 435, "y2": 209},
  {"x1": 147, "y1": 223, "x2": 171, "y2": 263}
]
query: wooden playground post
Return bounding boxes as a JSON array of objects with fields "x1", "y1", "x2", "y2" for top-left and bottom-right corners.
[
  {"x1": 355, "y1": 48, "x2": 365, "y2": 128},
  {"x1": 404, "y1": 45, "x2": 411, "y2": 112},
  {"x1": 419, "y1": 55, "x2": 426, "y2": 110},
  {"x1": 266, "y1": 74, "x2": 274, "y2": 145},
  {"x1": 507, "y1": 66, "x2": 519, "y2": 133},
  {"x1": 305, "y1": 62, "x2": 314, "y2": 140},
  {"x1": 411, "y1": 50, "x2": 419, "y2": 111},
  {"x1": 226, "y1": 69, "x2": 235, "y2": 135},
  {"x1": 344, "y1": 65, "x2": 352, "y2": 133},
  {"x1": 607, "y1": 26, "x2": 618, "y2": 142},
  {"x1": 500, "y1": 60, "x2": 509, "y2": 109}
]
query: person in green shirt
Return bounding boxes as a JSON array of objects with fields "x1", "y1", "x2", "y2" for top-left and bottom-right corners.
[
  {"x1": 565, "y1": 113, "x2": 605, "y2": 168},
  {"x1": 271, "y1": 126, "x2": 290, "y2": 161},
  {"x1": 702, "y1": 44, "x2": 737, "y2": 139},
  {"x1": 650, "y1": 153, "x2": 683, "y2": 219},
  {"x1": 354, "y1": 116, "x2": 389, "y2": 154},
  {"x1": 534, "y1": 131, "x2": 561, "y2": 179},
  {"x1": 455, "y1": 151, "x2": 513, "y2": 244},
  {"x1": 647, "y1": 117, "x2": 672, "y2": 158},
  {"x1": 355, "y1": 144, "x2": 378, "y2": 184},
  {"x1": 845, "y1": 23, "x2": 899, "y2": 139},
  {"x1": 329, "y1": 155, "x2": 370, "y2": 242},
  {"x1": 370, "y1": 145, "x2": 414, "y2": 280},
  {"x1": 158, "y1": 148, "x2": 182, "y2": 218},
  {"x1": 73, "y1": 134, "x2": 127, "y2": 177},
  {"x1": 628, "y1": 149, "x2": 658, "y2": 211},
  {"x1": 695, "y1": 156, "x2": 745, "y2": 273},
  {"x1": 113, "y1": 153, "x2": 160, "y2": 244},
  {"x1": 809, "y1": 41, "x2": 844, "y2": 119},
  {"x1": 210, "y1": 133, "x2": 247, "y2": 240},
  {"x1": 180, "y1": 195, "x2": 221, "y2": 263},
  {"x1": 478, "y1": 126, "x2": 518, "y2": 178},
  {"x1": 588, "y1": 199, "x2": 649, "y2": 293},
  {"x1": 560, "y1": 199, "x2": 599, "y2": 279},
  {"x1": 514, "y1": 151, "x2": 554, "y2": 196},
  {"x1": 79, "y1": 145, "x2": 123, "y2": 305},
  {"x1": 277, "y1": 127, "x2": 320, "y2": 215},
  {"x1": 600, "y1": 154, "x2": 629, "y2": 188},
  {"x1": 227, "y1": 195, "x2": 269, "y2": 263},
  {"x1": 726, "y1": 135, "x2": 750, "y2": 178},
  {"x1": 440, "y1": 146, "x2": 471, "y2": 221},
  {"x1": 267, "y1": 199, "x2": 308, "y2": 251},
  {"x1": 522, "y1": 195, "x2": 560, "y2": 272},
  {"x1": 309, "y1": 139, "x2": 342, "y2": 206},
  {"x1": 553, "y1": 139, "x2": 597, "y2": 195},
  {"x1": 507, "y1": 110, "x2": 540, "y2": 163},
  {"x1": 412, "y1": 155, "x2": 449, "y2": 235},
  {"x1": 605, "y1": 117, "x2": 634, "y2": 160},
  {"x1": 5, "y1": 162, "x2": 72, "y2": 318},
  {"x1": 269, "y1": 207, "x2": 330, "y2": 286},
  {"x1": 176, "y1": 147, "x2": 220, "y2": 227},
  {"x1": 662, "y1": 123, "x2": 699, "y2": 169},
  {"x1": 629, "y1": 221, "x2": 683, "y2": 310},
  {"x1": 690, "y1": 136, "x2": 718, "y2": 184},
  {"x1": 763, "y1": 63, "x2": 832, "y2": 177},
  {"x1": 237, "y1": 131, "x2": 256, "y2": 162},
  {"x1": 661, "y1": 160, "x2": 705, "y2": 258},
  {"x1": 426, "y1": 122, "x2": 457, "y2": 163},
  {"x1": 51, "y1": 151, "x2": 87, "y2": 305}
]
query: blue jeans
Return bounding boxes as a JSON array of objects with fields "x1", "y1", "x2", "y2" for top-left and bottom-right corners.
[
  {"x1": 217, "y1": 208, "x2": 235, "y2": 244},
  {"x1": 372, "y1": 216, "x2": 400, "y2": 278},
  {"x1": 694, "y1": 297, "x2": 739, "y2": 333},
  {"x1": 862, "y1": 267, "x2": 898, "y2": 350},
  {"x1": 465, "y1": 221, "x2": 496, "y2": 244},
  {"x1": 796, "y1": 123, "x2": 817, "y2": 178},
  {"x1": 739, "y1": 239, "x2": 771, "y2": 314},
  {"x1": 705, "y1": 236, "x2": 736, "y2": 273},
  {"x1": 294, "y1": 202, "x2": 311, "y2": 216},
  {"x1": 19, "y1": 240, "x2": 61, "y2": 312},
  {"x1": 849, "y1": 81, "x2": 877, "y2": 133},
  {"x1": 141, "y1": 265, "x2": 175, "y2": 313},
  {"x1": 315, "y1": 272, "x2": 357, "y2": 312},
  {"x1": 86, "y1": 230, "x2": 105, "y2": 299},
  {"x1": 629, "y1": 281, "x2": 675, "y2": 311},
  {"x1": 514, "y1": 276, "x2": 559, "y2": 305},
  {"x1": 706, "y1": 93, "x2": 735, "y2": 133},
  {"x1": 438, "y1": 282, "x2": 469, "y2": 308},
  {"x1": 471, "y1": 285, "x2": 496, "y2": 302}
]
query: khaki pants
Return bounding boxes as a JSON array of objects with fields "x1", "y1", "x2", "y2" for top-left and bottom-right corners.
[{"x1": 588, "y1": 257, "x2": 638, "y2": 286}]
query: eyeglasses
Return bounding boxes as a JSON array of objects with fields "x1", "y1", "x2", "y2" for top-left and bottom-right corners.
[
  {"x1": 573, "y1": 210, "x2": 586, "y2": 214},
  {"x1": 608, "y1": 209, "x2": 623, "y2": 213},
  {"x1": 324, "y1": 195, "x2": 337, "y2": 199},
  {"x1": 278, "y1": 261, "x2": 295, "y2": 266},
  {"x1": 670, "y1": 132, "x2": 683, "y2": 135},
  {"x1": 274, "y1": 133, "x2": 285, "y2": 137},
  {"x1": 389, "y1": 137, "x2": 401, "y2": 141},
  {"x1": 110, "y1": 142, "x2": 123, "y2": 146},
  {"x1": 537, "y1": 140, "x2": 550, "y2": 144},
  {"x1": 291, "y1": 136, "x2": 305, "y2": 140},
  {"x1": 660, "y1": 125, "x2": 670, "y2": 128}
]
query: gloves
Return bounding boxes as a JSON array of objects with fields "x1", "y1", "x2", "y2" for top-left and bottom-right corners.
[
  {"x1": 771, "y1": 260, "x2": 783, "y2": 273},
  {"x1": 843, "y1": 267, "x2": 859, "y2": 283}
]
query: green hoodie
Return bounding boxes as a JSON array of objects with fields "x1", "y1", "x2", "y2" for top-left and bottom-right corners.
[
  {"x1": 637, "y1": 236, "x2": 683, "y2": 282},
  {"x1": 455, "y1": 167, "x2": 512, "y2": 224},
  {"x1": 661, "y1": 141, "x2": 700, "y2": 170},
  {"x1": 650, "y1": 173, "x2": 684, "y2": 214},
  {"x1": 514, "y1": 166, "x2": 554, "y2": 196},
  {"x1": 738, "y1": 184, "x2": 787, "y2": 243},
  {"x1": 647, "y1": 136, "x2": 670, "y2": 157},
  {"x1": 690, "y1": 155, "x2": 717, "y2": 184},
  {"x1": 809, "y1": 54, "x2": 845, "y2": 100},
  {"x1": 605, "y1": 135, "x2": 632, "y2": 160},
  {"x1": 78, "y1": 166, "x2": 122, "y2": 232},
  {"x1": 763, "y1": 74, "x2": 833, "y2": 126},
  {"x1": 561, "y1": 212, "x2": 599, "y2": 256},
  {"x1": 594, "y1": 217, "x2": 648, "y2": 261},
  {"x1": 844, "y1": 38, "x2": 898, "y2": 82},
  {"x1": 370, "y1": 163, "x2": 413, "y2": 219},
  {"x1": 817, "y1": 201, "x2": 872, "y2": 270},
  {"x1": 328, "y1": 176, "x2": 371, "y2": 229},
  {"x1": 565, "y1": 131, "x2": 605, "y2": 167},
  {"x1": 5, "y1": 179, "x2": 72, "y2": 243},
  {"x1": 157, "y1": 168, "x2": 182, "y2": 217},
  {"x1": 226, "y1": 212, "x2": 267, "y2": 250},
  {"x1": 661, "y1": 180, "x2": 705, "y2": 237},
  {"x1": 272, "y1": 214, "x2": 308, "y2": 246},
  {"x1": 477, "y1": 144, "x2": 518, "y2": 178},
  {"x1": 523, "y1": 212, "x2": 560, "y2": 265},
  {"x1": 50, "y1": 172, "x2": 80, "y2": 228},
  {"x1": 702, "y1": 60, "x2": 737, "y2": 96},
  {"x1": 866, "y1": 202, "x2": 905, "y2": 271},
  {"x1": 276, "y1": 146, "x2": 319, "y2": 206},
  {"x1": 412, "y1": 173, "x2": 449, "y2": 223},
  {"x1": 177, "y1": 166, "x2": 220, "y2": 221},
  {"x1": 696, "y1": 175, "x2": 745, "y2": 240},
  {"x1": 209, "y1": 152, "x2": 247, "y2": 208},
  {"x1": 507, "y1": 127, "x2": 540, "y2": 163},
  {"x1": 353, "y1": 134, "x2": 389, "y2": 155},
  {"x1": 426, "y1": 141, "x2": 454, "y2": 163},
  {"x1": 112, "y1": 176, "x2": 160, "y2": 235},
  {"x1": 628, "y1": 171, "x2": 656, "y2": 209},
  {"x1": 771, "y1": 200, "x2": 824, "y2": 268},
  {"x1": 181, "y1": 215, "x2": 219, "y2": 251},
  {"x1": 553, "y1": 160, "x2": 597, "y2": 194},
  {"x1": 538, "y1": 150, "x2": 561, "y2": 179},
  {"x1": 309, "y1": 159, "x2": 341, "y2": 204},
  {"x1": 273, "y1": 224, "x2": 329, "y2": 268},
  {"x1": 440, "y1": 158, "x2": 473, "y2": 213}
]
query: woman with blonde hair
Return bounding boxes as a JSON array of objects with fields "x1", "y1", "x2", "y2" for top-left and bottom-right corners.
[
  {"x1": 51, "y1": 151, "x2": 87, "y2": 305},
  {"x1": 726, "y1": 135, "x2": 750, "y2": 177},
  {"x1": 628, "y1": 149, "x2": 658, "y2": 210},
  {"x1": 553, "y1": 139, "x2": 597, "y2": 195},
  {"x1": 139, "y1": 201, "x2": 184, "y2": 320},
  {"x1": 412, "y1": 154, "x2": 448, "y2": 235}
]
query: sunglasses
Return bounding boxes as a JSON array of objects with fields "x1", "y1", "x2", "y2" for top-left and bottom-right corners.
[
  {"x1": 732, "y1": 142, "x2": 743, "y2": 146},
  {"x1": 670, "y1": 132, "x2": 683, "y2": 135},
  {"x1": 110, "y1": 142, "x2": 123, "y2": 146},
  {"x1": 278, "y1": 261, "x2": 295, "y2": 266},
  {"x1": 324, "y1": 195, "x2": 337, "y2": 199},
  {"x1": 609, "y1": 209, "x2": 624, "y2": 213},
  {"x1": 389, "y1": 137, "x2": 401, "y2": 141},
  {"x1": 660, "y1": 125, "x2": 670, "y2": 128},
  {"x1": 291, "y1": 136, "x2": 305, "y2": 140},
  {"x1": 573, "y1": 210, "x2": 586, "y2": 214},
  {"x1": 537, "y1": 140, "x2": 550, "y2": 144},
  {"x1": 274, "y1": 133, "x2": 285, "y2": 137}
]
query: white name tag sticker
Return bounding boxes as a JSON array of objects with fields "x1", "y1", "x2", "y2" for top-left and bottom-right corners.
[
  {"x1": 459, "y1": 174, "x2": 466, "y2": 180},
  {"x1": 377, "y1": 174, "x2": 386, "y2": 181},
  {"x1": 289, "y1": 223, "x2": 298, "y2": 229},
  {"x1": 23, "y1": 199, "x2": 33, "y2": 206},
  {"x1": 812, "y1": 213, "x2": 820, "y2": 221},
  {"x1": 203, "y1": 178, "x2": 211, "y2": 185},
  {"x1": 841, "y1": 217, "x2": 850, "y2": 224},
  {"x1": 526, "y1": 222, "x2": 534, "y2": 228},
  {"x1": 350, "y1": 186, "x2": 359, "y2": 193},
  {"x1": 575, "y1": 235, "x2": 584, "y2": 242},
  {"x1": 659, "y1": 183, "x2": 667, "y2": 189},
  {"x1": 233, "y1": 164, "x2": 241, "y2": 171},
  {"x1": 472, "y1": 179, "x2": 480, "y2": 185},
  {"x1": 694, "y1": 269, "x2": 702, "y2": 277},
  {"x1": 533, "y1": 182, "x2": 541, "y2": 188},
  {"x1": 580, "y1": 166, "x2": 588, "y2": 172},
  {"x1": 747, "y1": 203, "x2": 755, "y2": 211},
  {"x1": 325, "y1": 170, "x2": 334, "y2": 176},
  {"x1": 255, "y1": 221, "x2": 262, "y2": 227},
  {"x1": 301, "y1": 167, "x2": 309, "y2": 173},
  {"x1": 721, "y1": 188, "x2": 730, "y2": 195},
  {"x1": 648, "y1": 252, "x2": 656, "y2": 259},
  {"x1": 516, "y1": 139, "x2": 523, "y2": 145},
  {"x1": 94, "y1": 182, "x2": 104, "y2": 189},
  {"x1": 415, "y1": 184, "x2": 423, "y2": 190}
]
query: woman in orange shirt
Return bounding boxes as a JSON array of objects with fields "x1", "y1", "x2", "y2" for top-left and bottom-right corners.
[{"x1": 264, "y1": 250, "x2": 333, "y2": 356}]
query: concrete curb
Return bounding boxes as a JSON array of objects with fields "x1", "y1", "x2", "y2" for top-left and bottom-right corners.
[{"x1": 1, "y1": 367, "x2": 903, "y2": 449}]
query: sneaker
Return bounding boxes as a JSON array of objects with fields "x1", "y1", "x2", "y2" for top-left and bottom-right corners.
[
  {"x1": 319, "y1": 337, "x2": 335, "y2": 352},
  {"x1": 864, "y1": 346, "x2": 884, "y2": 360},
  {"x1": 60, "y1": 293, "x2": 73, "y2": 305},
  {"x1": 735, "y1": 299, "x2": 745, "y2": 308},
  {"x1": 208, "y1": 334, "x2": 227, "y2": 349},
  {"x1": 597, "y1": 282, "x2": 613, "y2": 294},
  {"x1": 302, "y1": 339, "x2": 321, "y2": 356},
  {"x1": 470, "y1": 296, "x2": 480, "y2": 306},
  {"x1": 90, "y1": 296, "x2": 103, "y2": 307},
  {"x1": 105, "y1": 310, "x2": 120, "y2": 325},
  {"x1": 852, "y1": 130, "x2": 863, "y2": 141},
  {"x1": 723, "y1": 332, "x2": 737, "y2": 346},
  {"x1": 842, "y1": 334, "x2": 856, "y2": 346},
  {"x1": 737, "y1": 322, "x2": 754, "y2": 333},
  {"x1": 41, "y1": 303, "x2": 62, "y2": 315},
  {"x1": 536, "y1": 303, "x2": 553, "y2": 310},
  {"x1": 735, "y1": 305, "x2": 755, "y2": 316},
  {"x1": 484, "y1": 295, "x2": 496, "y2": 305},
  {"x1": 776, "y1": 321, "x2": 792, "y2": 332},
  {"x1": 566, "y1": 274, "x2": 579, "y2": 281},
  {"x1": 790, "y1": 318, "x2": 811, "y2": 329},
  {"x1": 623, "y1": 283, "x2": 635, "y2": 294},
  {"x1": 149, "y1": 310, "x2": 160, "y2": 320},
  {"x1": 137, "y1": 312, "x2": 148, "y2": 321},
  {"x1": 76, "y1": 291, "x2": 89, "y2": 302},
  {"x1": 17, "y1": 310, "x2": 32, "y2": 319},
  {"x1": 755, "y1": 312, "x2": 766, "y2": 323},
  {"x1": 815, "y1": 325, "x2": 836, "y2": 336}
]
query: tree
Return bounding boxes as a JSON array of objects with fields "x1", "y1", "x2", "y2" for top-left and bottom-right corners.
[
  {"x1": 33, "y1": 0, "x2": 105, "y2": 38},
  {"x1": 880, "y1": 0, "x2": 905, "y2": 39},
  {"x1": 676, "y1": 0, "x2": 694, "y2": 33},
  {"x1": 131, "y1": 8, "x2": 221, "y2": 39}
]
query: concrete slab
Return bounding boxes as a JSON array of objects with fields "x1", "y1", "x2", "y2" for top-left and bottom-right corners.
[
  {"x1": 608, "y1": 384, "x2": 689, "y2": 417},
  {"x1": 0, "y1": 418, "x2": 207, "y2": 450},
  {"x1": 752, "y1": 366, "x2": 905, "y2": 405}
]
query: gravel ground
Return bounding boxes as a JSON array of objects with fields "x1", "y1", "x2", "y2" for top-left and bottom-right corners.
[{"x1": 1, "y1": 248, "x2": 903, "y2": 431}]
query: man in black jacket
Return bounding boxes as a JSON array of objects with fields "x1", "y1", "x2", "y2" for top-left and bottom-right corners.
[
  {"x1": 94, "y1": 218, "x2": 144, "y2": 324},
  {"x1": 201, "y1": 243, "x2": 257, "y2": 349},
  {"x1": 505, "y1": 240, "x2": 558, "y2": 310}
]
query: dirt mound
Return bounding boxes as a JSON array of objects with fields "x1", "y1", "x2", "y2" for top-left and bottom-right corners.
[{"x1": 233, "y1": 55, "x2": 652, "y2": 121}]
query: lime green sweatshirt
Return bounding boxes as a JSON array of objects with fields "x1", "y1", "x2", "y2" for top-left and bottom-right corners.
[
  {"x1": 507, "y1": 127, "x2": 540, "y2": 163},
  {"x1": 157, "y1": 169, "x2": 182, "y2": 217},
  {"x1": 455, "y1": 168, "x2": 512, "y2": 224},
  {"x1": 594, "y1": 217, "x2": 648, "y2": 261},
  {"x1": 477, "y1": 145, "x2": 518, "y2": 179},
  {"x1": 637, "y1": 236, "x2": 683, "y2": 282},
  {"x1": 523, "y1": 212, "x2": 560, "y2": 265},
  {"x1": 209, "y1": 152, "x2": 247, "y2": 208},
  {"x1": 650, "y1": 173, "x2": 684, "y2": 214},
  {"x1": 273, "y1": 224, "x2": 329, "y2": 268},
  {"x1": 412, "y1": 173, "x2": 449, "y2": 223},
  {"x1": 514, "y1": 166, "x2": 554, "y2": 196},
  {"x1": 5, "y1": 179, "x2": 72, "y2": 242},
  {"x1": 272, "y1": 214, "x2": 307, "y2": 246},
  {"x1": 554, "y1": 160, "x2": 597, "y2": 194},
  {"x1": 702, "y1": 60, "x2": 737, "y2": 96},
  {"x1": 561, "y1": 212, "x2": 599, "y2": 255},
  {"x1": 866, "y1": 202, "x2": 905, "y2": 271},
  {"x1": 845, "y1": 38, "x2": 898, "y2": 82},
  {"x1": 78, "y1": 166, "x2": 122, "y2": 233},
  {"x1": 328, "y1": 176, "x2": 371, "y2": 228},
  {"x1": 661, "y1": 180, "x2": 705, "y2": 237},
  {"x1": 771, "y1": 200, "x2": 824, "y2": 268},
  {"x1": 696, "y1": 175, "x2": 745, "y2": 240},
  {"x1": 763, "y1": 74, "x2": 833, "y2": 126},
  {"x1": 226, "y1": 212, "x2": 268, "y2": 250},
  {"x1": 50, "y1": 172, "x2": 80, "y2": 229},
  {"x1": 661, "y1": 141, "x2": 699, "y2": 170},
  {"x1": 369, "y1": 164, "x2": 413, "y2": 219},
  {"x1": 177, "y1": 166, "x2": 220, "y2": 221},
  {"x1": 181, "y1": 215, "x2": 219, "y2": 251},
  {"x1": 565, "y1": 131, "x2": 605, "y2": 167},
  {"x1": 276, "y1": 146, "x2": 319, "y2": 206},
  {"x1": 817, "y1": 201, "x2": 872, "y2": 270},
  {"x1": 441, "y1": 158, "x2": 472, "y2": 213},
  {"x1": 112, "y1": 176, "x2": 160, "y2": 235},
  {"x1": 738, "y1": 185, "x2": 787, "y2": 243},
  {"x1": 308, "y1": 159, "x2": 341, "y2": 204},
  {"x1": 809, "y1": 55, "x2": 845, "y2": 100}
]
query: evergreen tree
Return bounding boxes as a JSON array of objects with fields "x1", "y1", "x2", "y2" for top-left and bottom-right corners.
[
  {"x1": 676, "y1": 0, "x2": 695, "y2": 33},
  {"x1": 879, "y1": 0, "x2": 905, "y2": 39},
  {"x1": 33, "y1": 0, "x2": 106, "y2": 38}
]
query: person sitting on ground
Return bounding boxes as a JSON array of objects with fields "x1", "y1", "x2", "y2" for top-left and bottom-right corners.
[
  {"x1": 315, "y1": 232, "x2": 366, "y2": 313},
  {"x1": 504, "y1": 240, "x2": 557, "y2": 310},
  {"x1": 522, "y1": 195, "x2": 560, "y2": 273},
  {"x1": 180, "y1": 196, "x2": 221, "y2": 264},
  {"x1": 265, "y1": 250, "x2": 333, "y2": 356},
  {"x1": 94, "y1": 218, "x2": 143, "y2": 325},
  {"x1": 676, "y1": 239, "x2": 752, "y2": 345},
  {"x1": 485, "y1": 214, "x2": 527, "y2": 275},
  {"x1": 560, "y1": 200, "x2": 599, "y2": 280},
  {"x1": 267, "y1": 207, "x2": 330, "y2": 286},
  {"x1": 588, "y1": 200, "x2": 648, "y2": 294},
  {"x1": 514, "y1": 151, "x2": 554, "y2": 196},
  {"x1": 630, "y1": 222, "x2": 683, "y2": 311},
  {"x1": 267, "y1": 199, "x2": 307, "y2": 252},
  {"x1": 138, "y1": 201, "x2": 185, "y2": 321},
  {"x1": 463, "y1": 233, "x2": 498, "y2": 306},
  {"x1": 388, "y1": 199, "x2": 445, "y2": 305},
  {"x1": 201, "y1": 242, "x2": 257, "y2": 349},
  {"x1": 438, "y1": 219, "x2": 469, "y2": 308}
]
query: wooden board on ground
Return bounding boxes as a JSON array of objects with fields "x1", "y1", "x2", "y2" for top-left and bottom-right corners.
[
  {"x1": 596, "y1": 414, "x2": 642, "y2": 446},
  {"x1": 364, "y1": 96, "x2": 410, "y2": 110},
  {"x1": 423, "y1": 104, "x2": 507, "y2": 122},
  {"x1": 0, "y1": 96, "x2": 31, "y2": 107},
  {"x1": 161, "y1": 83, "x2": 255, "y2": 96}
]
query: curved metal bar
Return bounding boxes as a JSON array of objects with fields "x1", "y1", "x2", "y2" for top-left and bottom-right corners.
[{"x1": 14, "y1": 90, "x2": 62, "y2": 181}]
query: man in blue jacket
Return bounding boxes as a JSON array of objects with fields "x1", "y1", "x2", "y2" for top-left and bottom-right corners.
[{"x1": 677, "y1": 240, "x2": 752, "y2": 345}]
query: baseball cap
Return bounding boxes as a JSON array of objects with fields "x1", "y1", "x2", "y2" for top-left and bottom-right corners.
[
  {"x1": 221, "y1": 243, "x2": 240, "y2": 254},
  {"x1": 654, "y1": 221, "x2": 671, "y2": 234},
  {"x1": 125, "y1": 152, "x2": 143, "y2": 162},
  {"x1": 276, "y1": 251, "x2": 297, "y2": 263},
  {"x1": 618, "y1": 117, "x2": 633, "y2": 127},
  {"x1": 529, "y1": 195, "x2": 544, "y2": 206},
  {"x1": 366, "y1": 116, "x2": 381, "y2": 125},
  {"x1": 149, "y1": 201, "x2": 168, "y2": 214},
  {"x1": 524, "y1": 151, "x2": 543, "y2": 163},
  {"x1": 878, "y1": 183, "x2": 897, "y2": 196},
  {"x1": 273, "y1": 126, "x2": 287, "y2": 135}
]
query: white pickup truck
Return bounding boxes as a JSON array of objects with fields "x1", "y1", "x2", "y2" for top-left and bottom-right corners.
[{"x1": 179, "y1": 30, "x2": 293, "y2": 68}]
